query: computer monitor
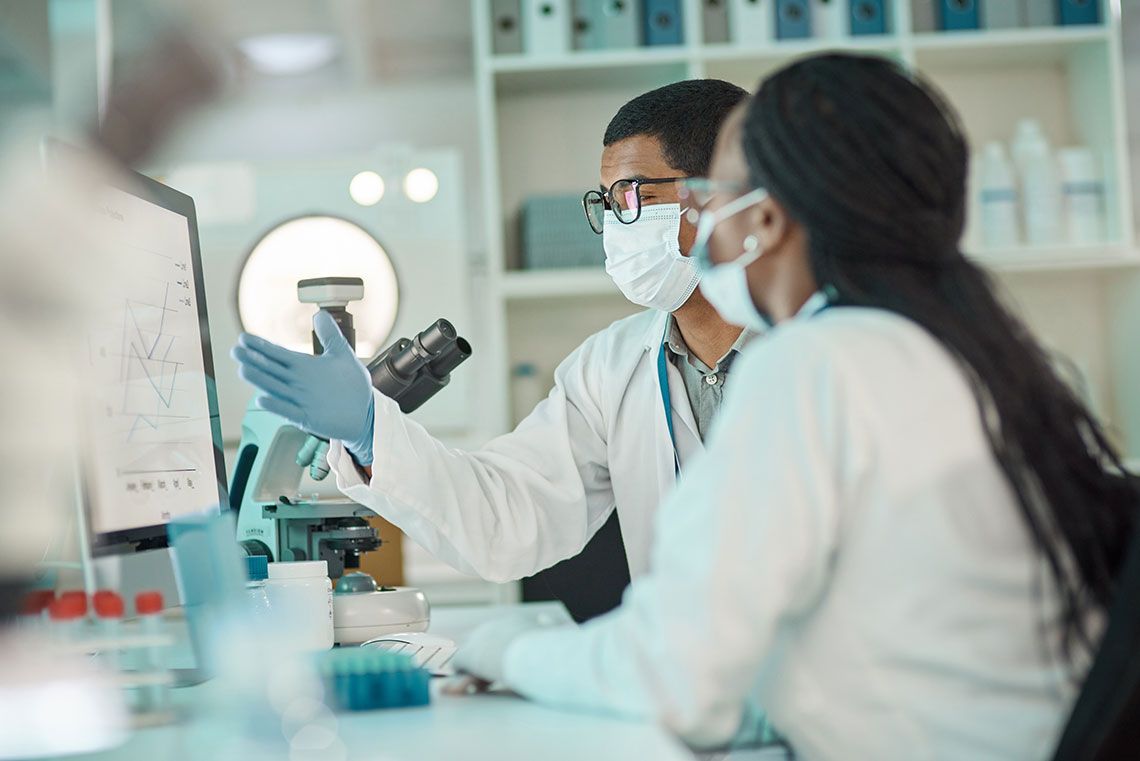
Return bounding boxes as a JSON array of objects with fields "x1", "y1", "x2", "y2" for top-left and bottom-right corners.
[{"x1": 75, "y1": 157, "x2": 228, "y2": 559}]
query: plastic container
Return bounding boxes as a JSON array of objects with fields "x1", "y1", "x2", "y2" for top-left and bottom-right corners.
[
  {"x1": 135, "y1": 590, "x2": 168, "y2": 712},
  {"x1": 244, "y1": 555, "x2": 273, "y2": 624},
  {"x1": 19, "y1": 590, "x2": 55, "y2": 633},
  {"x1": 1011, "y1": 119, "x2": 1062, "y2": 245},
  {"x1": 978, "y1": 141, "x2": 1020, "y2": 249},
  {"x1": 1058, "y1": 147, "x2": 1105, "y2": 245},
  {"x1": 93, "y1": 590, "x2": 125, "y2": 672},
  {"x1": 48, "y1": 592, "x2": 87, "y2": 644},
  {"x1": 265, "y1": 561, "x2": 334, "y2": 652}
]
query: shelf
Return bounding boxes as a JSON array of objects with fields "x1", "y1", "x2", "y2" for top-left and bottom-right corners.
[
  {"x1": 969, "y1": 244, "x2": 1140, "y2": 273},
  {"x1": 701, "y1": 34, "x2": 901, "y2": 64},
  {"x1": 491, "y1": 47, "x2": 692, "y2": 94},
  {"x1": 500, "y1": 268, "x2": 617, "y2": 300},
  {"x1": 912, "y1": 25, "x2": 1110, "y2": 68},
  {"x1": 490, "y1": 47, "x2": 691, "y2": 73}
]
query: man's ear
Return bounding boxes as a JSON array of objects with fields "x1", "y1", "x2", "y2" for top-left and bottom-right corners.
[{"x1": 750, "y1": 197, "x2": 790, "y2": 253}]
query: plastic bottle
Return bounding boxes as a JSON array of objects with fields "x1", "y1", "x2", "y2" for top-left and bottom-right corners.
[
  {"x1": 265, "y1": 561, "x2": 334, "y2": 652},
  {"x1": 1057, "y1": 147, "x2": 1105, "y2": 245},
  {"x1": 978, "y1": 141, "x2": 1020, "y2": 249},
  {"x1": 19, "y1": 590, "x2": 55, "y2": 633},
  {"x1": 48, "y1": 591, "x2": 87, "y2": 644},
  {"x1": 244, "y1": 555, "x2": 272, "y2": 624},
  {"x1": 1011, "y1": 119, "x2": 1061, "y2": 245},
  {"x1": 135, "y1": 590, "x2": 168, "y2": 712},
  {"x1": 93, "y1": 590, "x2": 125, "y2": 672}
]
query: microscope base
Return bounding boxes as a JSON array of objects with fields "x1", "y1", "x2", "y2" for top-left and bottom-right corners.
[{"x1": 333, "y1": 586, "x2": 431, "y2": 645}]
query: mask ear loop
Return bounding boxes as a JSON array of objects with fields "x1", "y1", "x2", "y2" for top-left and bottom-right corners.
[{"x1": 693, "y1": 188, "x2": 769, "y2": 271}]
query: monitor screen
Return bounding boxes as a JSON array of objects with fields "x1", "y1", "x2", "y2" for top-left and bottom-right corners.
[{"x1": 80, "y1": 164, "x2": 227, "y2": 549}]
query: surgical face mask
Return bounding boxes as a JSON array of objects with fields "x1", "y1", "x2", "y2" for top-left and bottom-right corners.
[
  {"x1": 691, "y1": 189, "x2": 770, "y2": 331},
  {"x1": 603, "y1": 203, "x2": 699, "y2": 313}
]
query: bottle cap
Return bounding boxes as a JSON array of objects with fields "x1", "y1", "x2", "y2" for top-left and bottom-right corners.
[
  {"x1": 267, "y1": 560, "x2": 328, "y2": 580},
  {"x1": 245, "y1": 554, "x2": 269, "y2": 582},
  {"x1": 21, "y1": 589, "x2": 55, "y2": 616},
  {"x1": 93, "y1": 590, "x2": 125, "y2": 619},
  {"x1": 58, "y1": 590, "x2": 89, "y2": 616},
  {"x1": 135, "y1": 590, "x2": 164, "y2": 615},
  {"x1": 49, "y1": 594, "x2": 87, "y2": 621}
]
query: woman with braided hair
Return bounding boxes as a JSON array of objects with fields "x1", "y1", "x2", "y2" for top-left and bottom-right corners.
[{"x1": 453, "y1": 53, "x2": 1140, "y2": 760}]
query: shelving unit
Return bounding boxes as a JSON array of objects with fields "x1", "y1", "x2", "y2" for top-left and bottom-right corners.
[{"x1": 470, "y1": 0, "x2": 1140, "y2": 456}]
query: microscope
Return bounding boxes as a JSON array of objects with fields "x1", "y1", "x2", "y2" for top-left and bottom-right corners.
[{"x1": 232, "y1": 277, "x2": 471, "y2": 644}]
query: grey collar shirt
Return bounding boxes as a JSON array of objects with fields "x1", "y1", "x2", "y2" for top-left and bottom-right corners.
[{"x1": 663, "y1": 315, "x2": 758, "y2": 441}]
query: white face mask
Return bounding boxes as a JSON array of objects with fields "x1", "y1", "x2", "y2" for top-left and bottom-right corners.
[
  {"x1": 691, "y1": 189, "x2": 770, "y2": 331},
  {"x1": 603, "y1": 203, "x2": 699, "y2": 313}
]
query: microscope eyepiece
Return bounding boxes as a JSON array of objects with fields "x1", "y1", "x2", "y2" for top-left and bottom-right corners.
[{"x1": 365, "y1": 318, "x2": 471, "y2": 413}]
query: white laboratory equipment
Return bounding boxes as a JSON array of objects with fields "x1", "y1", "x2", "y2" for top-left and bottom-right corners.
[
  {"x1": 1011, "y1": 119, "x2": 1062, "y2": 246},
  {"x1": 1057, "y1": 147, "x2": 1106, "y2": 245},
  {"x1": 978, "y1": 141, "x2": 1020, "y2": 249},
  {"x1": 264, "y1": 560, "x2": 335, "y2": 652}
]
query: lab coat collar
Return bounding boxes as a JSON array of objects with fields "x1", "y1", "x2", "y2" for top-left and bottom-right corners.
[{"x1": 794, "y1": 290, "x2": 832, "y2": 320}]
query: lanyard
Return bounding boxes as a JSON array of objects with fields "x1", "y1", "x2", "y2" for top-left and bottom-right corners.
[
  {"x1": 655, "y1": 292, "x2": 833, "y2": 480},
  {"x1": 657, "y1": 339, "x2": 681, "y2": 477}
]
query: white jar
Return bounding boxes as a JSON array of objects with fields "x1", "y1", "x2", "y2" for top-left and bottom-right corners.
[
  {"x1": 265, "y1": 561, "x2": 334, "y2": 651},
  {"x1": 1011, "y1": 119, "x2": 1061, "y2": 245},
  {"x1": 1058, "y1": 147, "x2": 1105, "y2": 245},
  {"x1": 978, "y1": 141, "x2": 1020, "y2": 249}
]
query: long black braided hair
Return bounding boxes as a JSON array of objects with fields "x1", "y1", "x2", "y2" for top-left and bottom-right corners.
[{"x1": 741, "y1": 53, "x2": 1139, "y2": 660}]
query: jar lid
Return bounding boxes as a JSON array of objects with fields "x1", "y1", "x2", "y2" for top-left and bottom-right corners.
[
  {"x1": 245, "y1": 554, "x2": 269, "y2": 581},
  {"x1": 267, "y1": 560, "x2": 329, "y2": 580}
]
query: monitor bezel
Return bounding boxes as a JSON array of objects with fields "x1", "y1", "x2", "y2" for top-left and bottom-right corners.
[{"x1": 51, "y1": 145, "x2": 230, "y2": 553}]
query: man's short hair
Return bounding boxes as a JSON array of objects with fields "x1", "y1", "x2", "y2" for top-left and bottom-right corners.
[{"x1": 603, "y1": 79, "x2": 749, "y2": 177}]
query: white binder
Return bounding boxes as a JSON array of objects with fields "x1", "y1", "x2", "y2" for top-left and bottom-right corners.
[
  {"x1": 730, "y1": 0, "x2": 774, "y2": 45},
  {"x1": 812, "y1": 0, "x2": 846, "y2": 40},
  {"x1": 523, "y1": 0, "x2": 572, "y2": 55}
]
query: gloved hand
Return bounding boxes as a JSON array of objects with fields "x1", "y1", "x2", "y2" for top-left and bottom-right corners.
[
  {"x1": 232, "y1": 310, "x2": 376, "y2": 466},
  {"x1": 452, "y1": 609, "x2": 573, "y2": 687}
]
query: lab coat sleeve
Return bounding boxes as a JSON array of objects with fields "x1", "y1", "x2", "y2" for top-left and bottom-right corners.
[
  {"x1": 499, "y1": 328, "x2": 859, "y2": 748},
  {"x1": 328, "y1": 332, "x2": 614, "y2": 583}
]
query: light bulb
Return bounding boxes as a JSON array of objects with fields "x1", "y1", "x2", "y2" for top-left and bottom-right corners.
[
  {"x1": 403, "y1": 168, "x2": 439, "y2": 203},
  {"x1": 349, "y1": 171, "x2": 385, "y2": 206}
]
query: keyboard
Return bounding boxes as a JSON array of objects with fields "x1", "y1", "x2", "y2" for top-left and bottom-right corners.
[{"x1": 360, "y1": 632, "x2": 458, "y2": 676}]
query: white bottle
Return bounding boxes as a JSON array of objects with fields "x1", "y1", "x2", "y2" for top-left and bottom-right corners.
[
  {"x1": 244, "y1": 555, "x2": 273, "y2": 625},
  {"x1": 1057, "y1": 147, "x2": 1105, "y2": 245},
  {"x1": 978, "y1": 141, "x2": 1020, "y2": 249},
  {"x1": 1011, "y1": 119, "x2": 1061, "y2": 246},
  {"x1": 265, "y1": 560, "x2": 334, "y2": 652}
]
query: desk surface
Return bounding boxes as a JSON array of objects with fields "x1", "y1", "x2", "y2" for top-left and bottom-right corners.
[{"x1": 83, "y1": 603, "x2": 695, "y2": 761}]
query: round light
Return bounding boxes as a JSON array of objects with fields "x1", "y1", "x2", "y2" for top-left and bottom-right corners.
[
  {"x1": 237, "y1": 216, "x2": 399, "y2": 358},
  {"x1": 237, "y1": 33, "x2": 340, "y2": 76},
  {"x1": 349, "y1": 171, "x2": 385, "y2": 207},
  {"x1": 402, "y1": 168, "x2": 439, "y2": 203}
]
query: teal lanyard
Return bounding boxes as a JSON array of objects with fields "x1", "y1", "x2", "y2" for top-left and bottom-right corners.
[
  {"x1": 655, "y1": 292, "x2": 833, "y2": 481},
  {"x1": 657, "y1": 340, "x2": 681, "y2": 477}
]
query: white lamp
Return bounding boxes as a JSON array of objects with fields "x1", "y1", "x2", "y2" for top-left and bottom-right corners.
[{"x1": 237, "y1": 216, "x2": 399, "y2": 358}]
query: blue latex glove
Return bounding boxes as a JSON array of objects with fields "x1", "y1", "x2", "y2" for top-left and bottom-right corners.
[
  {"x1": 452, "y1": 609, "x2": 574, "y2": 686},
  {"x1": 231, "y1": 310, "x2": 376, "y2": 466}
]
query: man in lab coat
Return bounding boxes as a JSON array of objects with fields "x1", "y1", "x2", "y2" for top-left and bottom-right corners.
[{"x1": 233, "y1": 79, "x2": 753, "y2": 621}]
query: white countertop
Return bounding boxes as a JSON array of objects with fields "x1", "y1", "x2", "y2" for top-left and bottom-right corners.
[{"x1": 77, "y1": 602, "x2": 696, "y2": 761}]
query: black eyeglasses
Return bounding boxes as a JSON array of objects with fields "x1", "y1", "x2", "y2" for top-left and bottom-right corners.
[{"x1": 582, "y1": 177, "x2": 686, "y2": 234}]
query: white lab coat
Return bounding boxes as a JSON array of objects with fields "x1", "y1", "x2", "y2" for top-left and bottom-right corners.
[
  {"x1": 499, "y1": 305, "x2": 1080, "y2": 759},
  {"x1": 328, "y1": 308, "x2": 708, "y2": 583}
]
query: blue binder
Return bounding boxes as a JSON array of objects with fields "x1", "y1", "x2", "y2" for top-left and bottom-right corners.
[
  {"x1": 776, "y1": 0, "x2": 811, "y2": 39},
  {"x1": 939, "y1": 0, "x2": 979, "y2": 30},
  {"x1": 1058, "y1": 0, "x2": 1099, "y2": 25},
  {"x1": 642, "y1": 0, "x2": 683, "y2": 45},
  {"x1": 850, "y1": 0, "x2": 886, "y2": 35}
]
